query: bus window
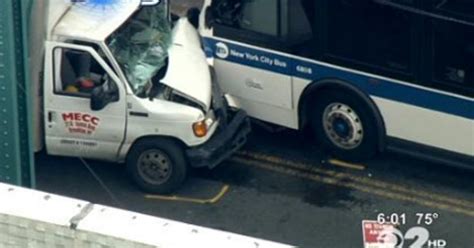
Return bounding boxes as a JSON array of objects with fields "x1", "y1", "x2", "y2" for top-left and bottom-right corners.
[
  {"x1": 434, "y1": 0, "x2": 474, "y2": 21},
  {"x1": 324, "y1": 0, "x2": 414, "y2": 78},
  {"x1": 285, "y1": 0, "x2": 314, "y2": 56},
  {"x1": 431, "y1": 14, "x2": 474, "y2": 94},
  {"x1": 239, "y1": 0, "x2": 312, "y2": 42},
  {"x1": 211, "y1": 0, "x2": 243, "y2": 27},
  {"x1": 212, "y1": 0, "x2": 312, "y2": 54},
  {"x1": 239, "y1": 0, "x2": 279, "y2": 36}
]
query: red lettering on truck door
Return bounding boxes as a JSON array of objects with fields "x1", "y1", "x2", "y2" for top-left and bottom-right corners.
[
  {"x1": 62, "y1": 112, "x2": 100, "y2": 135},
  {"x1": 62, "y1": 113, "x2": 74, "y2": 121}
]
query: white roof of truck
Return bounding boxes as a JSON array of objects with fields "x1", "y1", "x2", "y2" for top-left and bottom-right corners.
[{"x1": 52, "y1": 0, "x2": 141, "y2": 41}]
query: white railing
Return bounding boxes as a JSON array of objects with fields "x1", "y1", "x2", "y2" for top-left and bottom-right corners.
[{"x1": 0, "y1": 183, "x2": 296, "y2": 248}]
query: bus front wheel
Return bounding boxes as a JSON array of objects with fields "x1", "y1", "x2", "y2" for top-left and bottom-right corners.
[{"x1": 310, "y1": 90, "x2": 378, "y2": 161}]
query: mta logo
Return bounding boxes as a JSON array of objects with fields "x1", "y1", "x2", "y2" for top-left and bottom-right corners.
[{"x1": 215, "y1": 42, "x2": 229, "y2": 59}]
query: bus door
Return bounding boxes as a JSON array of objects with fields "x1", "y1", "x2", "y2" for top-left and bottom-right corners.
[{"x1": 203, "y1": 0, "x2": 313, "y2": 128}]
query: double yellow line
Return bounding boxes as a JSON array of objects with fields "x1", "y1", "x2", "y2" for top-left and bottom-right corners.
[{"x1": 233, "y1": 150, "x2": 474, "y2": 217}]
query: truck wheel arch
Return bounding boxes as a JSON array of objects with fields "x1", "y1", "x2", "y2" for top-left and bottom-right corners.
[
  {"x1": 298, "y1": 78, "x2": 387, "y2": 152},
  {"x1": 121, "y1": 135, "x2": 187, "y2": 162},
  {"x1": 126, "y1": 136, "x2": 187, "y2": 154}
]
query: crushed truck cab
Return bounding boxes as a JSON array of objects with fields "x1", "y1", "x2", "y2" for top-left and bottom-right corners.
[{"x1": 38, "y1": 0, "x2": 250, "y2": 193}]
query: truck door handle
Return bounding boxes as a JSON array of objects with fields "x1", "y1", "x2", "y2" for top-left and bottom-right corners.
[{"x1": 48, "y1": 111, "x2": 54, "y2": 122}]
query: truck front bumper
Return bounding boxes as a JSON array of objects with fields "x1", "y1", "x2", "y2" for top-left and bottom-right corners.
[{"x1": 186, "y1": 109, "x2": 251, "y2": 169}]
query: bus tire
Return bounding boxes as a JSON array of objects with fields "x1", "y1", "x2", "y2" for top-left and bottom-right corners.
[
  {"x1": 310, "y1": 90, "x2": 378, "y2": 161},
  {"x1": 126, "y1": 138, "x2": 187, "y2": 194}
]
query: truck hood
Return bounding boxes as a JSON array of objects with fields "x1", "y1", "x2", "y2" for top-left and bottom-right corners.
[{"x1": 161, "y1": 18, "x2": 212, "y2": 111}]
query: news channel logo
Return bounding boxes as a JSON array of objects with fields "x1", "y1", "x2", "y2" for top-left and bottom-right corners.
[
  {"x1": 377, "y1": 226, "x2": 446, "y2": 248},
  {"x1": 68, "y1": 0, "x2": 161, "y2": 6}
]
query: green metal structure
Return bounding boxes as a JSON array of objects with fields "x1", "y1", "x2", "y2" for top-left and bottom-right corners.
[{"x1": 0, "y1": 0, "x2": 35, "y2": 187}]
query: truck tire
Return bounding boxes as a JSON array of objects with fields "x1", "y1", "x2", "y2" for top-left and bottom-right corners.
[
  {"x1": 126, "y1": 138, "x2": 187, "y2": 194},
  {"x1": 310, "y1": 90, "x2": 378, "y2": 161}
]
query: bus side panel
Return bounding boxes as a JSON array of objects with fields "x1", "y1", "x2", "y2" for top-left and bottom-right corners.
[
  {"x1": 203, "y1": 30, "x2": 473, "y2": 158},
  {"x1": 373, "y1": 97, "x2": 474, "y2": 157},
  {"x1": 214, "y1": 59, "x2": 298, "y2": 129}
]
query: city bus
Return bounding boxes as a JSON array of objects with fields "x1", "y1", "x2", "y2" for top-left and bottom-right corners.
[{"x1": 198, "y1": 0, "x2": 474, "y2": 167}]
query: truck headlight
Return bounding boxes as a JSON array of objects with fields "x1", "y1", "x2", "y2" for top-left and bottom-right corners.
[
  {"x1": 193, "y1": 120, "x2": 207, "y2": 138},
  {"x1": 193, "y1": 117, "x2": 214, "y2": 138}
]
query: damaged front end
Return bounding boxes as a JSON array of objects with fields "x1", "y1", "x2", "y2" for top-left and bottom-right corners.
[
  {"x1": 186, "y1": 72, "x2": 251, "y2": 169},
  {"x1": 106, "y1": 3, "x2": 250, "y2": 168},
  {"x1": 107, "y1": 5, "x2": 212, "y2": 111},
  {"x1": 186, "y1": 108, "x2": 250, "y2": 169},
  {"x1": 107, "y1": 3, "x2": 171, "y2": 95}
]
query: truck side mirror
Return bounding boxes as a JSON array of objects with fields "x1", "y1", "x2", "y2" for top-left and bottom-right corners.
[
  {"x1": 90, "y1": 82, "x2": 119, "y2": 111},
  {"x1": 187, "y1": 7, "x2": 200, "y2": 29}
]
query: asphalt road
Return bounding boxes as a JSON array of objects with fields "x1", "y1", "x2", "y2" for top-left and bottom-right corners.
[{"x1": 36, "y1": 123, "x2": 474, "y2": 248}]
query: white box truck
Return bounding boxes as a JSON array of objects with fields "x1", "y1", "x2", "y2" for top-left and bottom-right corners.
[{"x1": 29, "y1": 0, "x2": 250, "y2": 193}]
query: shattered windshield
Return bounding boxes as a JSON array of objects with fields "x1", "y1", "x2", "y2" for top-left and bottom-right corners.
[{"x1": 107, "y1": 3, "x2": 171, "y2": 94}]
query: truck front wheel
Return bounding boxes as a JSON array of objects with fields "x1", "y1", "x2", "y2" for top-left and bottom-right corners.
[{"x1": 127, "y1": 138, "x2": 187, "y2": 194}]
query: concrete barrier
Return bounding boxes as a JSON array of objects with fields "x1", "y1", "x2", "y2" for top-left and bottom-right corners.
[{"x1": 0, "y1": 183, "x2": 297, "y2": 248}]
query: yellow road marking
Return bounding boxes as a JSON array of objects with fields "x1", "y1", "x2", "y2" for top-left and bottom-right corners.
[
  {"x1": 236, "y1": 150, "x2": 474, "y2": 210},
  {"x1": 328, "y1": 159, "x2": 366, "y2": 170},
  {"x1": 145, "y1": 185, "x2": 230, "y2": 204},
  {"x1": 231, "y1": 157, "x2": 474, "y2": 217}
]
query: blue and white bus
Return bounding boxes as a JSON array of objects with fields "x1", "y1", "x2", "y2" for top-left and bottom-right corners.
[{"x1": 198, "y1": 0, "x2": 473, "y2": 167}]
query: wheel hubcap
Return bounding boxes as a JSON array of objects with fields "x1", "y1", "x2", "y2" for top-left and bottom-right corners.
[
  {"x1": 322, "y1": 103, "x2": 363, "y2": 150},
  {"x1": 137, "y1": 149, "x2": 172, "y2": 185}
]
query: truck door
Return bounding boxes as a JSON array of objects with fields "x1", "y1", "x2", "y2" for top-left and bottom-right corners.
[
  {"x1": 43, "y1": 42, "x2": 127, "y2": 161},
  {"x1": 202, "y1": 0, "x2": 313, "y2": 128}
]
